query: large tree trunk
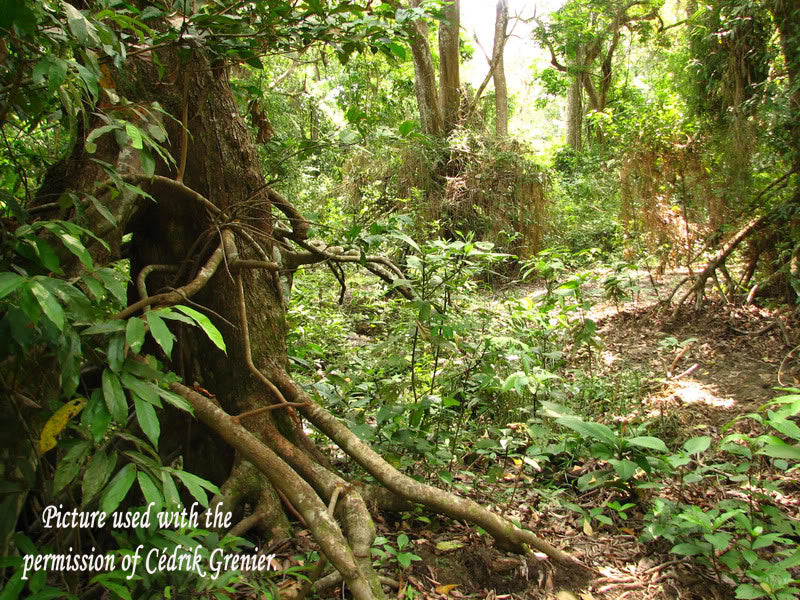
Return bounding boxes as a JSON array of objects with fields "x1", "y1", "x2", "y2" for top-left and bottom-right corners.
[
  {"x1": 493, "y1": 0, "x2": 509, "y2": 139},
  {"x1": 438, "y1": 0, "x2": 461, "y2": 135}
]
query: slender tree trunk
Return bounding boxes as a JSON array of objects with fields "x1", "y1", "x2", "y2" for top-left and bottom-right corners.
[
  {"x1": 408, "y1": 0, "x2": 443, "y2": 136},
  {"x1": 493, "y1": 0, "x2": 509, "y2": 139},
  {"x1": 438, "y1": 0, "x2": 461, "y2": 135},
  {"x1": 566, "y1": 70, "x2": 583, "y2": 150}
]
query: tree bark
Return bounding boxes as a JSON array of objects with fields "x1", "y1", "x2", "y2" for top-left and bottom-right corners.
[
  {"x1": 566, "y1": 63, "x2": 583, "y2": 150},
  {"x1": 408, "y1": 0, "x2": 443, "y2": 136},
  {"x1": 438, "y1": 0, "x2": 461, "y2": 135},
  {"x1": 493, "y1": 0, "x2": 509, "y2": 139}
]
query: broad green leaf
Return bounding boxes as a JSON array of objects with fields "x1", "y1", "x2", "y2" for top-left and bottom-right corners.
[
  {"x1": 101, "y1": 463, "x2": 136, "y2": 515},
  {"x1": 174, "y1": 305, "x2": 226, "y2": 353},
  {"x1": 146, "y1": 311, "x2": 174, "y2": 357},
  {"x1": 29, "y1": 281, "x2": 65, "y2": 331},
  {"x1": 96, "y1": 268, "x2": 127, "y2": 306},
  {"x1": 82, "y1": 450, "x2": 116, "y2": 505},
  {"x1": 134, "y1": 395, "x2": 160, "y2": 448},
  {"x1": 137, "y1": 471, "x2": 163, "y2": 516},
  {"x1": 627, "y1": 436, "x2": 669, "y2": 453},
  {"x1": 54, "y1": 440, "x2": 90, "y2": 493},
  {"x1": 56, "y1": 231, "x2": 94, "y2": 269},
  {"x1": 173, "y1": 470, "x2": 218, "y2": 507},
  {"x1": 102, "y1": 369, "x2": 128, "y2": 423},
  {"x1": 82, "y1": 390, "x2": 111, "y2": 442},
  {"x1": 609, "y1": 458, "x2": 637, "y2": 480},
  {"x1": 126, "y1": 317, "x2": 146, "y2": 353},
  {"x1": 757, "y1": 443, "x2": 800, "y2": 461},
  {"x1": 683, "y1": 435, "x2": 711, "y2": 455},
  {"x1": 670, "y1": 542, "x2": 704, "y2": 556},
  {"x1": 704, "y1": 532, "x2": 731, "y2": 551},
  {"x1": 64, "y1": 2, "x2": 100, "y2": 45},
  {"x1": 0, "y1": 272, "x2": 24, "y2": 299},
  {"x1": 735, "y1": 583, "x2": 767, "y2": 599},
  {"x1": 125, "y1": 122, "x2": 143, "y2": 149},
  {"x1": 82, "y1": 274, "x2": 106, "y2": 301},
  {"x1": 119, "y1": 372, "x2": 160, "y2": 405},
  {"x1": 767, "y1": 417, "x2": 800, "y2": 441},
  {"x1": 556, "y1": 416, "x2": 618, "y2": 446}
]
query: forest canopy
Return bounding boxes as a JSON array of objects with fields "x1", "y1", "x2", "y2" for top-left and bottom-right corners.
[{"x1": 0, "y1": 1, "x2": 799, "y2": 599}]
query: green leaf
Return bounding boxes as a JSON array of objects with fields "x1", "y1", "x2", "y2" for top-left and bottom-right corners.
[
  {"x1": 96, "y1": 268, "x2": 127, "y2": 306},
  {"x1": 683, "y1": 436, "x2": 711, "y2": 455},
  {"x1": 102, "y1": 369, "x2": 128, "y2": 423},
  {"x1": 107, "y1": 332, "x2": 125, "y2": 372},
  {"x1": 82, "y1": 390, "x2": 111, "y2": 442},
  {"x1": 82, "y1": 450, "x2": 116, "y2": 505},
  {"x1": 89, "y1": 194, "x2": 117, "y2": 227},
  {"x1": 137, "y1": 471, "x2": 163, "y2": 516},
  {"x1": 146, "y1": 311, "x2": 174, "y2": 358},
  {"x1": 48, "y1": 58, "x2": 68, "y2": 95},
  {"x1": 768, "y1": 417, "x2": 800, "y2": 442},
  {"x1": 32, "y1": 238, "x2": 62, "y2": 273},
  {"x1": 29, "y1": 281, "x2": 65, "y2": 331},
  {"x1": 125, "y1": 123, "x2": 143, "y2": 149},
  {"x1": 0, "y1": 273, "x2": 24, "y2": 300},
  {"x1": 56, "y1": 231, "x2": 94, "y2": 269},
  {"x1": 119, "y1": 372, "x2": 160, "y2": 405},
  {"x1": 101, "y1": 464, "x2": 136, "y2": 515},
  {"x1": 627, "y1": 436, "x2": 669, "y2": 453},
  {"x1": 126, "y1": 317, "x2": 146, "y2": 353},
  {"x1": 64, "y1": 2, "x2": 100, "y2": 45},
  {"x1": 173, "y1": 470, "x2": 218, "y2": 507},
  {"x1": 704, "y1": 531, "x2": 731, "y2": 551},
  {"x1": 609, "y1": 458, "x2": 637, "y2": 480},
  {"x1": 735, "y1": 584, "x2": 767, "y2": 599},
  {"x1": 82, "y1": 274, "x2": 106, "y2": 301},
  {"x1": 140, "y1": 146, "x2": 155, "y2": 177},
  {"x1": 670, "y1": 542, "x2": 705, "y2": 556},
  {"x1": 757, "y1": 443, "x2": 800, "y2": 461},
  {"x1": 0, "y1": 570, "x2": 25, "y2": 600},
  {"x1": 134, "y1": 395, "x2": 160, "y2": 448},
  {"x1": 82, "y1": 320, "x2": 127, "y2": 335},
  {"x1": 161, "y1": 471, "x2": 181, "y2": 510},
  {"x1": 174, "y1": 305, "x2": 226, "y2": 353},
  {"x1": 556, "y1": 416, "x2": 618, "y2": 446},
  {"x1": 54, "y1": 441, "x2": 90, "y2": 494}
]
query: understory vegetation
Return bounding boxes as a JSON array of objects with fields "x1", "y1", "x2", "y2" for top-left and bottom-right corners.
[{"x1": 1, "y1": 1, "x2": 799, "y2": 600}]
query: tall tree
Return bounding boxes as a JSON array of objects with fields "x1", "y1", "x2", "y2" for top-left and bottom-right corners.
[
  {"x1": 405, "y1": 0, "x2": 461, "y2": 136},
  {"x1": 438, "y1": 0, "x2": 461, "y2": 134},
  {"x1": 493, "y1": 0, "x2": 510, "y2": 138},
  {"x1": 536, "y1": 0, "x2": 661, "y2": 149}
]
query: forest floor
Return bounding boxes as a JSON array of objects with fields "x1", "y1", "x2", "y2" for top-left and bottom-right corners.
[
  {"x1": 281, "y1": 268, "x2": 800, "y2": 600},
  {"x1": 393, "y1": 271, "x2": 799, "y2": 600}
]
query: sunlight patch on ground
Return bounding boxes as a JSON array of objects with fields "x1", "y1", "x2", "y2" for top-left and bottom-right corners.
[{"x1": 669, "y1": 380, "x2": 736, "y2": 409}]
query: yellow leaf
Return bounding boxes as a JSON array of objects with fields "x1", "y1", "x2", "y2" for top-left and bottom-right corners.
[
  {"x1": 39, "y1": 397, "x2": 88, "y2": 453},
  {"x1": 582, "y1": 518, "x2": 593, "y2": 536},
  {"x1": 435, "y1": 584, "x2": 459, "y2": 595}
]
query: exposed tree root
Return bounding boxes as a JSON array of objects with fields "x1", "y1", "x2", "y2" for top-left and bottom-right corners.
[
  {"x1": 170, "y1": 382, "x2": 380, "y2": 600},
  {"x1": 271, "y1": 371, "x2": 579, "y2": 566}
]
